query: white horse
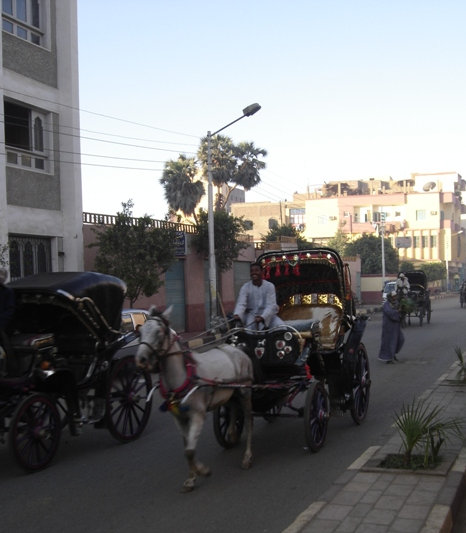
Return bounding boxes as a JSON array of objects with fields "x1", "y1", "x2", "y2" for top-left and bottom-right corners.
[{"x1": 135, "y1": 306, "x2": 253, "y2": 492}]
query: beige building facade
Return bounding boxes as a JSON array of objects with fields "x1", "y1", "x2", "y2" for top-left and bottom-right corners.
[{"x1": 1, "y1": 1, "x2": 83, "y2": 279}]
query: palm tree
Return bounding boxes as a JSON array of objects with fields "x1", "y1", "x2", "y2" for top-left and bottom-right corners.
[
  {"x1": 198, "y1": 135, "x2": 267, "y2": 210},
  {"x1": 160, "y1": 155, "x2": 205, "y2": 223},
  {"x1": 224, "y1": 141, "x2": 266, "y2": 205}
]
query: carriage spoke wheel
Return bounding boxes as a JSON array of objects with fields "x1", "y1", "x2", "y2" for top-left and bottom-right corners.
[
  {"x1": 106, "y1": 356, "x2": 153, "y2": 443},
  {"x1": 304, "y1": 381, "x2": 329, "y2": 452},
  {"x1": 350, "y1": 343, "x2": 371, "y2": 425},
  {"x1": 9, "y1": 393, "x2": 61, "y2": 471},
  {"x1": 213, "y1": 399, "x2": 244, "y2": 449}
]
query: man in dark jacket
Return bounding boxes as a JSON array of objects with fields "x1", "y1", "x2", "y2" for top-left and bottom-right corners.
[{"x1": 0, "y1": 267, "x2": 15, "y2": 375}]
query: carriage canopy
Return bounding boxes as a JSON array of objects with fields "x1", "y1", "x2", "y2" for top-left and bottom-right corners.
[
  {"x1": 256, "y1": 247, "x2": 354, "y2": 317},
  {"x1": 7, "y1": 272, "x2": 127, "y2": 341}
]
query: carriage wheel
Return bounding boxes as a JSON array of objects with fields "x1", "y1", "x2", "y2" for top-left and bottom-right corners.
[
  {"x1": 350, "y1": 344, "x2": 371, "y2": 425},
  {"x1": 213, "y1": 399, "x2": 244, "y2": 449},
  {"x1": 304, "y1": 381, "x2": 329, "y2": 452},
  {"x1": 105, "y1": 356, "x2": 153, "y2": 443},
  {"x1": 427, "y1": 305, "x2": 431, "y2": 323},
  {"x1": 419, "y1": 309, "x2": 424, "y2": 327},
  {"x1": 9, "y1": 393, "x2": 61, "y2": 471}
]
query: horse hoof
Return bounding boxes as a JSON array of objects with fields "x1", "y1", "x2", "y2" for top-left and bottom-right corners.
[
  {"x1": 181, "y1": 483, "x2": 194, "y2": 493},
  {"x1": 241, "y1": 457, "x2": 253, "y2": 470}
]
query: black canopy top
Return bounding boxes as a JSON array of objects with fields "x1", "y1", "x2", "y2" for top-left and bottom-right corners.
[{"x1": 8, "y1": 272, "x2": 127, "y2": 332}]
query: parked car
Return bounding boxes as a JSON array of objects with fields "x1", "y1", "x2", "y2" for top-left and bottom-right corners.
[
  {"x1": 121, "y1": 309, "x2": 150, "y2": 333},
  {"x1": 382, "y1": 280, "x2": 397, "y2": 302}
]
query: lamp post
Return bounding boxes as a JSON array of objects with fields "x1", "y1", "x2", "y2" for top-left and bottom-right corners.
[
  {"x1": 207, "y1": 103, "x2": 261, "y2": 326},
  {"x1": 446, "y1": 229, "x2": 463, "y2": 291},
  {"x1": 373, "y1": 211, "x2": 386, "y2": 287}
]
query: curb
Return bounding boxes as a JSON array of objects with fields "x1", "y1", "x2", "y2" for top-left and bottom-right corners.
[{"x1": 283, "y1": 362, "x2": 466, "y2": 533}]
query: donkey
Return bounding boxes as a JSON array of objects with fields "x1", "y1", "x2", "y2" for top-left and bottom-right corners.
[{"x1": 135, "y1": 306, "x2": 253, "y2": 492}]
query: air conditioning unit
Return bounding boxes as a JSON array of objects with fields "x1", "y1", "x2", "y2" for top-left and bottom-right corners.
[
  {"x1": 431, "y1": 211, "x2": 438, "y2": 215},
  {"x1": 329, "y1": 216, "x2": 337, "y2": 221}
]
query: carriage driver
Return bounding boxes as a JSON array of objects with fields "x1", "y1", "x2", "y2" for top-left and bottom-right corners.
[
  {"x1": 396, "y1": 272, "x2": 410, "y2": 297},
  {"x1": 233, "y1": 262, "x2": 284, "y2": 330}
]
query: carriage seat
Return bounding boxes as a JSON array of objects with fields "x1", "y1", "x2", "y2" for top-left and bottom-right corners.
[
  {"x1": 8, "y1": 333, "x2": 55, "y2": 376},
  {"x1": 279, "y1": 303, "x2": 344, "y2": 350}
]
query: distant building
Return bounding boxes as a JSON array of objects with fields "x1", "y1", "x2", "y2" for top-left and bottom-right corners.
[
  {"x1": 231, "y1": 172, "x2": 466, "y2": 285},
  {"x1": 1, "y1": 1, "x2": 83, "y2": 279}
]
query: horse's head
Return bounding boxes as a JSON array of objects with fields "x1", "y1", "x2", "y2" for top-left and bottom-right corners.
[{"x1": 135, "y1": 305, "x2": 173, "y2": 370}]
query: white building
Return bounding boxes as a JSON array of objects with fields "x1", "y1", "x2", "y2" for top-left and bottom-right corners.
[{"x1": 1, "y1": 1, "x2": 83, "y2": 279}]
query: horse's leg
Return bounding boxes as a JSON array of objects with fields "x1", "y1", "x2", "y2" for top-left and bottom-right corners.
[
  {"x1": 237, "y1": 389, "x2": 253, "y2": 469},
  {"x1": 181, "y1": 411, "x2": 211, "y2": 492}
]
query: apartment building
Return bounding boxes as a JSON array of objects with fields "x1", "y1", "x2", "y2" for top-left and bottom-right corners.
[
  {"x1": 1, "y1": 1, "x2": 83, "y2": 279},
  {"x1": 231, "y1": 172, "x2": 466, "y2": 283}
]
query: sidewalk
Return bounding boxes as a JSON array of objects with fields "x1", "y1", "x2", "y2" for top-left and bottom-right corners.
[{"x1": 283, "y1": 362, "x2": 466, "y2": 533}]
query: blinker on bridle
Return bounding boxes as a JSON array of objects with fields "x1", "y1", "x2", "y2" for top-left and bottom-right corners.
[{"x1": 139, "y1": 315, "x2": 175, "y2": 358}]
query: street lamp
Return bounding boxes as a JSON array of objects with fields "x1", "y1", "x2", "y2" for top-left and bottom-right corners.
[
  {"x1": 207, "y1": 103, "x2": 261, "y2": 326},
  {"x1": 446, "y1": 229, "x2": 463, "y2": 291}
]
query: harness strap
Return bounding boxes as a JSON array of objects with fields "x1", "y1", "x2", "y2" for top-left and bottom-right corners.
[{"x1": 159, "y1": 351, "x2": 197, "y2": 400}]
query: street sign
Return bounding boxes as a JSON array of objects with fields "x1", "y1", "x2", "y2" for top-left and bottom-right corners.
[
  {"x1": 175, "y1": 231, "x2": 186, "y2": 256},
  {"x1": 395, "y1": 236, "x2": 412, "y2": 248}
]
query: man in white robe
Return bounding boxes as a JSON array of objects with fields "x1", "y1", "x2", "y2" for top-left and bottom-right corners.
[{"x1": 233, "y1": 263, "x2": 284, "y2": 330}]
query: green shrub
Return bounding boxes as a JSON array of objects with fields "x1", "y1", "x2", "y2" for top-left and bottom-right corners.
[{"x1": 393, "y1": 397, "x2": 463, "y2": 468}]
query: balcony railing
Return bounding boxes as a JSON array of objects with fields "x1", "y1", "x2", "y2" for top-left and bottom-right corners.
[{"x1": 82, "y1": 212, "x2": 198, "y2": 234}]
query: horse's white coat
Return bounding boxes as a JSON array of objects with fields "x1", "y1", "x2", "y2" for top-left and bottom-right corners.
[{"x1": 135, "y1": 306, "x2": 253, "y2": 492}]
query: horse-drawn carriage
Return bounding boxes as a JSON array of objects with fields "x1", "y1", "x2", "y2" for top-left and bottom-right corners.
[
  {"x1": 401, "y1": 270, "x2": 431, "y2": 326},
  {"x1": 136, "y1": 247, "x2": 371, "y2": 491},
  {"x1": 220, "y1": 247, "x2": 370, "y2": 449},
  {"x1": 0, "y1": 272, "x2": 153, "y2": 471}
]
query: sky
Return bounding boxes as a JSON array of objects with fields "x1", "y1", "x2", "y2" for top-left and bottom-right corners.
[{"x1": 77, "y1": 0, "x2": 466, "y2": 218}]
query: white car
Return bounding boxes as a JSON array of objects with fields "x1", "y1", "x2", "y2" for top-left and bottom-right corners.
[
  {"x1": 120, "y1": 309, "x2": 150, "y2": 333},
  {"x1": 382, "y1": 281, "x2": 397, "y2": 302}
]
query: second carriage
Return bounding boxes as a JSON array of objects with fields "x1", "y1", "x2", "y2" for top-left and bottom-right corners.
[
  {"x1": 0, "y1": 272, "x2": 154, "y2": 471},
  {"x1": 214, "y1": 247, "x2": 371, "y2": 452},
  {"x1": 401, "y1": 270, "x2": 432, "y2": 326}
]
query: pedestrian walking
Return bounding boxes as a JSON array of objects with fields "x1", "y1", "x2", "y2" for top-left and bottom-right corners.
[{"x1": 378, "y1": 290, "x2": 404, "y2": 364}]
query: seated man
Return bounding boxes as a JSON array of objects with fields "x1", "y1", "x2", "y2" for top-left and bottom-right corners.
[
  {"x1": 233, "y1": 262, "x2": 284, "y2": 330},
  {"x1": 396, "y1": 272, "x2": 410, "y2": 297}
]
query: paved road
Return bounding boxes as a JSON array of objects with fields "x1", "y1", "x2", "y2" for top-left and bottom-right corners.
[{"x1": 0, "y1": 296, "x2": 464, "y2": 533}]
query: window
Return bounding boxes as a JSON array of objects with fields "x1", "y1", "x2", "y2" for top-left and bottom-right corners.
[
  {"x1": 9, "y1": 235, "x2": 51, "y2": 280},
  {"x1": 243, "y1": 220, "x2": 253, "y2": 230},
  {"x1": 416, "y1": 210, "x2": 426, "y2": 221},
  {"x1": 289, "y1": 208, "x2": 305, "y2": 227},
  {"x1": 4, "y1": 100, "x2": 48, "y2": 171},
  {"x1": 268, "y1": 218, "x2": 278, "y2": 230},
  {"x1": 2, "y1": 0, "x2": 42, "y2": 45},
  {"x1": 430, "y1": 235, "x2": 437, "y2": 248},
  {"x1": 413, "y1": 236, "x2": 420, "y2": 248},
  {"x1": 422, "y1": 236, "x2": 428, "y2": 248}
]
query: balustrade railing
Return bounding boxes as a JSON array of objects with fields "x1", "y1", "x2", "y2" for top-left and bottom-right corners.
[{"x1": 82, "y1": 212, "x2": 198, "y2": 234}]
